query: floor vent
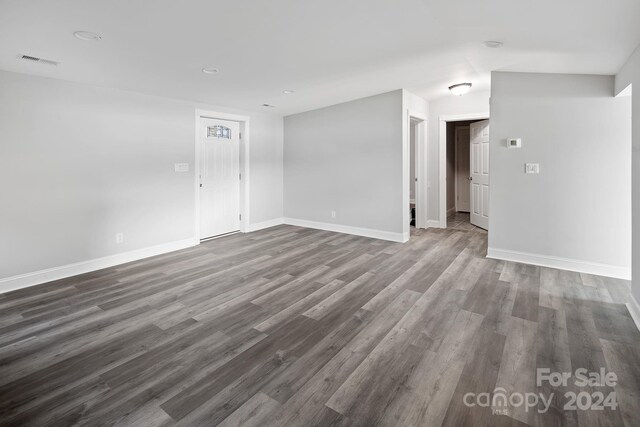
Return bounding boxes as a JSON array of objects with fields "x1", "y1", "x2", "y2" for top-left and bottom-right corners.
[{"x1": 19, "y1": 54, "x2": 59, "y2": 66}]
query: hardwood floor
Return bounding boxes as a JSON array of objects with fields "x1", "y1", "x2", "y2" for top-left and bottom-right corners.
[
  {"x1": 0, "y1": 224, "x2": 638, "y2": 426},
  {"x1": 446, "y1": 211, "x2": 476, "y2": 231}
]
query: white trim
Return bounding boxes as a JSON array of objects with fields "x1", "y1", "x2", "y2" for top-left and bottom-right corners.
[
  {"x1": 195, "y1": 109, "x2": 250, "y2": 238},
  {"x1": 616, "y1": 83, "x2": 632, "y2": 98},
  {"x1": 438, "y1": 112, "x2": 489, "y2": 228},
  {"x1": 0, "y1": 238, "x2": 198, "y2": 294},
  {"x1": 626, "y1": 292, "x2": 640, "y2": 332},
  {"x1": 406, "y1": 110, "x2": 428, "y2": 233},
  {"x1": 283, "y1": 218, "x2": 407, "y2": 243},
  {"x1": 246, "y1": 217, "x2": 284, "y2": 232},
  {"x1": 487, "y1": 247, "x2": 631, "y2": 280}
]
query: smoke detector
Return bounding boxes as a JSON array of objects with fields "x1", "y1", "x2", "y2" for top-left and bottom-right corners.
[
  {"x1": 74, "y1": 31, "x2": 102, "y2": 41},
  {"x1": 483, "y1": 40, "x2": 504, "y2": 48}
]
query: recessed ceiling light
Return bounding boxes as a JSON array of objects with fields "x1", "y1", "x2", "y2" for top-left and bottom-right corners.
[
  {"x1": 283, "y1": 90, "x2": 295, "y2": 95},
  {"x1": 202, "y1": 67, "x2": 219, "y2": 74},
  {"x1": 73, "y1": 31, "x2": 102, "y2": 41},
  {"x1": 483, "y1": 40, "x2": 503, "y2": 48},
  {"x1": 262, "y1": 103, "x2": 276, "y2": 108},
  {"x1": 448, "y1": 83, "x2": 472, "y2": 96}
]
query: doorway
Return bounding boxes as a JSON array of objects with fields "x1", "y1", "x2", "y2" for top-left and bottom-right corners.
[
  {"x1": 199, "y1": 117, "x2": 240, "y2": 239},
  {"x1": 439, "y1": 113, "x2": 490, "y2": 230},
  {"x1": 195, "y1": 110, "x2": 250, "y2": 241},
  {"x1": 407, "y1": 112, "x2": 427, "y2": 235},
  {"x1": 454, "y1": 125, "x2": 471, "y2": 214},
  {"x1": 409, "y1": 118, "x2": 418, "y2": 227}
]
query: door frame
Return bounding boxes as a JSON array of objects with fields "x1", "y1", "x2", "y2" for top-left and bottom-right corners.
[
  {"x1": 405, "y1": 110, "x2": 428, "y2": 236},
  {"x1": 469, "y1": 119, "x2": 490, "y2": 230},
  {"x1": 438, "y1": 112, "x2": 489, "y2": 229},
  {"x1": 195, "y1": 109, "x2": 250, "y2": 240},
  {"x1": 454, "y1": 125, "x2": 470, "y2": 213}
]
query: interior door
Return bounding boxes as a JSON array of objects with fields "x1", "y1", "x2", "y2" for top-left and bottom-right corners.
[
  {"x1": 455, "y1": 126, "x2": 471, "y2": 212},
  {"x1": 470, "y1": 120, "x2": 489, "y2": 230},
  {"x1": 199, "y1": 117, "x2": 240, "y2": 239}
]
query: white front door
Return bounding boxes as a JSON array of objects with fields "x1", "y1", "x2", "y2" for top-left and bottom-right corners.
[
  {"x1": 455, "y1": 126, "x2": 471, "y2": 212},
  {"x1": 199, "y1": 117, "x2": 240, "y2": 239},
  {"x1": 470, "y1": 120, "x2": 489, "y2": 230}
]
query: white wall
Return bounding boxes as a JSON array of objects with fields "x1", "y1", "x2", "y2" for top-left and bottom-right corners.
[
  {"x1": 244, "y1": 114, "x2": 284, "y2": 225},
  {"x1": 615, "y1": 45, "x2": 640, "y2": 301},
  {"x1": 427, "y1": 91, "x2": 491, "y2": 221},
  {"x1": 282, "y1": 89, "x2": 427, "y2": 241},
  {"x1": 0, "y1": 70, "x2": 283, "y2": 283},
  {"x1": 284, "y1": 90, "x2": 405, "y2": 240},
  {"x1": 284, "y1": 90, "x2": 409, "y2": 238},
  {"x1": 489, "y1": 72, "x2": 631, "y2": 278}
]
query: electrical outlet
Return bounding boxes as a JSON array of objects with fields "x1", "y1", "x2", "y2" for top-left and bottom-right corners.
[
  {"x1": 525, "y1": 163, "x2": 540, "y2": 174},
  {"x1": 116, "y1": 232, "x2": 124, "y2": 244},
  {"x1": 174, "y1": 163, "x2": 189, "y2": 172},
  {"x1": 331, "y1": 210, "x2": 337, "y2": 219}
]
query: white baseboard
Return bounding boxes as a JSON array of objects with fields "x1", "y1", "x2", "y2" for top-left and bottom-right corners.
[
  {"x1": 487, "y1": 247, "x2": 631, "y2": 280},
  {"x1": 282, "y1": 217, "x2": 407, "y2": 243},
  {"x1": 0, "y1": 238, "x2": 198, "y2": 294},
  {"x1": 426, "y1": 219, "x2": 443, "y2": 228},
  {"x1": 246, "y1": 217, "x2": 284, "y2": 232}
]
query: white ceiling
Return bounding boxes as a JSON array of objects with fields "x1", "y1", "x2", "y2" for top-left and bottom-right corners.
[{"x1": 1, "y1": 0, "x2": 639, "y2": 116}]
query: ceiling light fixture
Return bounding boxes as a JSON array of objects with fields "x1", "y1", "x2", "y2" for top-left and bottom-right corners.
[
  {"x1": 283, "y1": 90, "x2": 295, "y2": 94},
  {"x1": 448, "y1": 83, "x2": 472, "y2": 96},
  {"x1": 483, "y1": 40, "x2": 503, "y2": 48},
  {"x1": 202, "y1": 67, "x2": 219, "y2": 74},
  {"x1": 73, "y1": 31, "x2": 102, "y2": 41}
]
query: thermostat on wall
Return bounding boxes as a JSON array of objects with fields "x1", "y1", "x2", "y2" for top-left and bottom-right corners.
[{"x1": 507, "y1": 138, "x2": 522, "y2": 148}]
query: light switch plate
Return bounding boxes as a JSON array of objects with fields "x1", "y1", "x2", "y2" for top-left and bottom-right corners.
[
  {"x1": 525, "y1": 163, "x2": 539, "y2": 174},
  {"x1": 174, "y1": 163, "x2": 189, "y2": 172}
]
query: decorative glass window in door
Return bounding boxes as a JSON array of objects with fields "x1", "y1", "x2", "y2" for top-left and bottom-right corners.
[{"x1": 208, "y1": 125, "x2": 232, "y2": 139}]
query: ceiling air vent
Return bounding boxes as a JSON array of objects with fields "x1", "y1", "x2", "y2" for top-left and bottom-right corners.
[{"x1": 19, "y1": 54, "x2": 59, "y2": 66}]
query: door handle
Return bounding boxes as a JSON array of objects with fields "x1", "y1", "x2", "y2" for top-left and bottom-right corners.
[{"x1": 468, "y1": 177, "x2": 473, "y2": 181}]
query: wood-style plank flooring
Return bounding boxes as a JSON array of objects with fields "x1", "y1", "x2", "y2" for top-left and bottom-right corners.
[{"x1": 1, "y1": 215, "x2": 639, "y2": 426}]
